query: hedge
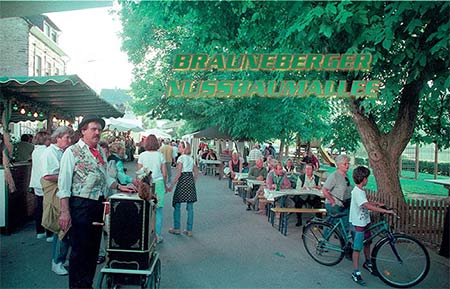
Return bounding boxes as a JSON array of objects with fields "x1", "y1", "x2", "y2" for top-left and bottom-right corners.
[{"x1": 354, "y1": 157, "x2": 450, "y2": 176}]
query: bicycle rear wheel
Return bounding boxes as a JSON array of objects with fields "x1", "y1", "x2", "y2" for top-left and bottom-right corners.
[
  {"x1": 302, "y1": 221, "x2": 345, "y2": 266},
  {"x1": 372, "y1": 233, "x2": 430, "y2": 288}
]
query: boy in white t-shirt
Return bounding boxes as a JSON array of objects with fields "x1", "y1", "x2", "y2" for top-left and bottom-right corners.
[{"x1": 349, "y1": 166, "x2": 394, "y2": 286}]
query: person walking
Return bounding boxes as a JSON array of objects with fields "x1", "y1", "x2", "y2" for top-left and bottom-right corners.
[
  {"x1": 168, "y1": 142, "x2": 198, "y2": 237},
  {"x1": 41, "y1": 126, "x2": 73, "y2": 276},
  {"x1": 137, "y1": 134, "x2": 168, "y2": 243},
  {"x1": 159, "y1": 138, "x2": 173, "y2": 181},
  {"x1": 29, "y1": 131, "x2": 51, "y2": 240},
  {"x1": 57, "y1": 115, "x2": 134, "y2": 289}
]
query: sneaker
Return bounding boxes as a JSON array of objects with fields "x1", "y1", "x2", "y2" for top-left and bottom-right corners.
[
  {"x1": 52, "y1": 261, "x2": 68, "y2": 275},
  {"x1": 168, "y1": 228, "x2": 181, "y2": 235},
  {"x1": 46, "y1": 236, "x2": 54, "y2": 243},
  {"x1": 36, "y1": 233, "x2": 46, "y2": 239},
  {"x1": 363, "y1": 262, "x2": 376, "y2": 275},
  {"x1": 352, "y1": 272, "x2": 366, "y2": 286},
  {"x1": 234, "y1": 190, "x2": 239, "y2": 195}
]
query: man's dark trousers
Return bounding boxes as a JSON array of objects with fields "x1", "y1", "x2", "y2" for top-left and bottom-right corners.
[{"x1": 69, "y1": 197, "x2": 104, "y2": 289}]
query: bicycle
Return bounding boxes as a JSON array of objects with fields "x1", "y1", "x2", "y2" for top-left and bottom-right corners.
[{"x1": 302, "y1": 208, "x2": 430, "y2": 288}]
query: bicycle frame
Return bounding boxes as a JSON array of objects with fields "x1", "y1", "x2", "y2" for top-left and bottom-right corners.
[{"x1": 321, "y1": 216, "x2": 393, "y2": 253}]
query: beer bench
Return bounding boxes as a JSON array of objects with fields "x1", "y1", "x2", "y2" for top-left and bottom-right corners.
[{"x1": 270, "y1": 208, "x2": 327, "y2": 236}]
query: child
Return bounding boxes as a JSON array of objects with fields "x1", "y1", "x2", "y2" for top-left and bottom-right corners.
[{"x1": 349, "y1": 166, "x2": 394, "y2": 286}]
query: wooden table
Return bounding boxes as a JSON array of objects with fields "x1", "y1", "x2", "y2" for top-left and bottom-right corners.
[
  {"x1": 200, "y1": 159, "x2": 223, "y2": 179},
  {"x1": 246, "y1": 179, "x2": 265, "y2": 188},
  {"x1": 425, "y1": 179, "x2": 450, "y2": 196},
  {"x1": 234, "y1": 173, "x2": 249, "y2": 181},
  {"x1": 264, "y1": 188, "x2": 323, "y2": 203}
]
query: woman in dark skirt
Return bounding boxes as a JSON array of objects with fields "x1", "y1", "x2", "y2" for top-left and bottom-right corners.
[{"x1": 168, "y1": 142, "x2": 198, "y2": 236}]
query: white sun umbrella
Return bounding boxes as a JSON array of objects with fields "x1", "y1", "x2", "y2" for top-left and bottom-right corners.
[
  {"x1": 104, "y1": 118, "x2": 144, "y2": 132},
  {"x1": 142, "y1": 128, "x2": 172, "y2": 139}
]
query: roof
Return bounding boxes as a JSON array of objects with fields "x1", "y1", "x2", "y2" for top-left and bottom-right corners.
[
  {"x1": 0, "y1": 1, "x2": 112, "y2": 18},
  {"x1": 0, "y1": 75, "x2": 123, "y2": 122},
  {"x1": 100, "y1": 88, "x2": 133, "y2": 105},
  {"x1": 191, "y1": 126, "x2": 234, "y2": 140},
  {"x1": 25, "y1": 15, "x2": 61, "y2": 32}
]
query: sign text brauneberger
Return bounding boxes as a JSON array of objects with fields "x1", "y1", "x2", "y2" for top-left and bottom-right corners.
[{"x1": 167, "y1": 54, "x2": 381, "y2": 98}]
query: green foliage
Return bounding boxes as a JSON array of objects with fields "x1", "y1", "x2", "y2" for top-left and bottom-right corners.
[
  {"x1": 117, "y1": 0, "x2": 450, "y2": 152},
  {"x1": 402, "y1": 159, "x2": 450, "y2": 177}
]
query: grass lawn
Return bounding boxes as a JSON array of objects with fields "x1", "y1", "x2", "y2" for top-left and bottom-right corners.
[{"x1": 319, "y1": 165, "x2": 449, "y2": 197}]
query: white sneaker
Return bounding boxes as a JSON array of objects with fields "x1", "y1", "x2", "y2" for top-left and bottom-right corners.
[
  {"x1": 36, "y1": 233, "x2": 46, "y2": 239},
  {"x1": 52, "y1": 261, "x2": 68, "y2": 275},
  {"x1": 46, "y1": 236, "x2": 54, "y2": 243}
]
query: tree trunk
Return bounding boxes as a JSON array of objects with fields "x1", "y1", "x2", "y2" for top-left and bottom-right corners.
[
  {"x1": 278, "y1": 139, "x2": 284, "y2": 162},
  {"x1": 350, "y1": 80, "x2": 423, "y2": 204},
  {"x1": 295, "y1": 137, "x2": 302, "y2": 159}
]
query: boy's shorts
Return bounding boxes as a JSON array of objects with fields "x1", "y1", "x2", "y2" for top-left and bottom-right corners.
[{"x1": 352, "y1": 224, "x2": 372, "y2": 251}]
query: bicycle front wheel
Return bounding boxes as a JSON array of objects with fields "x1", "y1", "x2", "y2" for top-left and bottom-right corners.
[
  {"x1": 372, "y1": 234, "x2": 430, "y2": 288},
  {"x1": 302, "y1": 221, "x2": 345, "y2": 266}
]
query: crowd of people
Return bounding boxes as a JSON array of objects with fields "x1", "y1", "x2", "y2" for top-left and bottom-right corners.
[
  {"x1": 15, "y1": 115, "x2": 197, "y2": 289},
  {"x1": 5, "y1": 123, "x2": 399, "y2": 288},
  {"x1": 228, "y1": 151, "x2": 394, "y2": 286}
]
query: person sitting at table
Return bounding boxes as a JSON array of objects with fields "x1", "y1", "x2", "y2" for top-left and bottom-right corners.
[
  {"x1": 292, "y1": 163, "x2": 322, "y2": 226},
  {"x1": 284, "y1": 158, "x2": 297, "y2": 188},
  {"x1": 205, "y1": 148, "x2": 217, "y2": 160},
  {"x1": 302, "y1": 150, "x2": 320, "y2": 170},
  {"x1": 247, "y1": 163, "x2": 292, "y2": 211},
  {"x1": 267, "y1": 163, "x2": 291, "y2": 191},
  {"x1": 245, "y1": 158, "x2": 268, "y2": 210},
  {"x1": 247, "y1": 144, "x2": 262, "y2": 167},
  {"x1": 228, "y1": 151, "x2": 243, "y2": 191},
  {"x1": 197, "y1": 146, "x2": 208, "y2": 172},
  {"x1": 265, "y1": 155, "x2": 277, "y2": 172}
]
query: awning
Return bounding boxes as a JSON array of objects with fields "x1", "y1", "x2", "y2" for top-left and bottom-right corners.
[{"x1": 0, "y1": 75, "x2": 123, "y2": 122}]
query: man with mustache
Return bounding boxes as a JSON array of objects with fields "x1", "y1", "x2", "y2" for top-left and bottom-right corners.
[{"x1": 57, "y1": 115, "x2": 134, "y2": 289}]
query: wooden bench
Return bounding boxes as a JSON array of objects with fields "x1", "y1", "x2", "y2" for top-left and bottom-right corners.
[
  {"x1": 270, "y1": 208, "x2": 327, "y2": 236},
  {"x1": 234, "y1": 184, "x2": 248, "y2": 201}
]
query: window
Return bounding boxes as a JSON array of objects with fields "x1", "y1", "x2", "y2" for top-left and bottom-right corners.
[
  {"x1": 35, "y1": 55, "x2": 42, "y2": 76},
  {"x1": 44, "y1": 23, "x2": 50, "y2": 37},
  {"x1": 55, "y1": 67, "x2": 60, "y2": 75},
  {"x1": 51, "y1": 31, "x2": 58, "y2": 43},
  {"x1": 46, "y1": 62, "x2": 52, "y2": 75}
]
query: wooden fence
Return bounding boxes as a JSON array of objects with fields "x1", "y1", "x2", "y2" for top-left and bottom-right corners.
[{"x1": 365, "y1": 189, "x2": 449, "y2": 249}]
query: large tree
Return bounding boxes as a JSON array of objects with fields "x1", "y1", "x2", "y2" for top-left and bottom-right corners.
[{"x1": 118, "y1": 1, "x2": 450, "y2": 200}]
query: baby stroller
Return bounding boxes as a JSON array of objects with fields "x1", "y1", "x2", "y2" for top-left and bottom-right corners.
[{"x1": 96, "y1": 172, "x2": 161, "y2": 289}]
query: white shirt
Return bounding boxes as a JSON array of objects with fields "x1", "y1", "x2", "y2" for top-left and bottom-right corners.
[
  {"x1": 172, "y1": 146, "x2": 178, "y2": 159},
  {"x1": 349, "y1": 186, "x2": 370, "y2": 227},
  {"x1": 248, "y1": 148, "x2": 263, "y2": 161},
  {"x1": 29, "y1": 145, "x2": 47, "y2": 195},
  {"x1": 43, "y1": 144, "x2": 64, "y2": 176},
  {"x1": 177, "y1": 154, "x2": 194, "y2": 172},
  {"x1": 137, "y1": 151, "x2": 165, "y2": 181}
]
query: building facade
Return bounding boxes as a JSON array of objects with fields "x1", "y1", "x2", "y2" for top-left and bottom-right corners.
[{"x1": 0, "y1": 15, "x2": 67, "y2": 77}]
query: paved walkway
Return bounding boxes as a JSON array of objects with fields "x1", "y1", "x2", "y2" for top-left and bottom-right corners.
[{"x1": 1, "y1": 161, "x2": 449, "y2": 288}]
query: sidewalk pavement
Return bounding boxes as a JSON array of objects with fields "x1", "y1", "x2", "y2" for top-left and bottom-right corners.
[{"x1": 1, "y1": 161, "x2": 449, "y2": 289}]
